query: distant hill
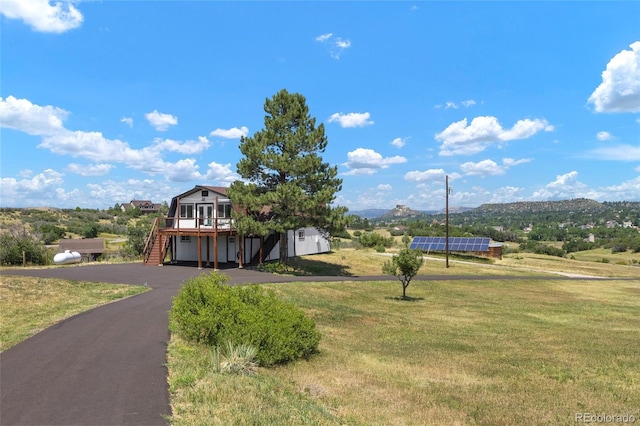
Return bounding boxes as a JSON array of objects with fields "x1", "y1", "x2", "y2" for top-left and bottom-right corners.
[
  {"x1": 349, "y1": 199, "x2": 640, "y2": 222},
  {"x1": 348, "y1": 209, "x2": 390, "y2": 219},
  {"x1": 474, "y1": 198, "x2": 607, "y2": 215}
]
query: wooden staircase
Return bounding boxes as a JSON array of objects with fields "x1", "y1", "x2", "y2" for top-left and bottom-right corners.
[{"x1": 143, "y1": 218, "x2": 169, "y2": 266}]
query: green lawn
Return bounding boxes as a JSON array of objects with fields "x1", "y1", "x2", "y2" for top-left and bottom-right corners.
[{"x1": 168, "y1": 278, "x2": 640, "y2": 425}]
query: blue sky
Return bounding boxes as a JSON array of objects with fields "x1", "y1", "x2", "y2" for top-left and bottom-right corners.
[{"x1": 1, "y1": 1, "x2": 639, "y2": 212}]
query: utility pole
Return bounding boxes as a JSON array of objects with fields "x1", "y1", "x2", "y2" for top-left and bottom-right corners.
[{"x1": 445, "y1": 175, "x2": 451, "y2": 268}]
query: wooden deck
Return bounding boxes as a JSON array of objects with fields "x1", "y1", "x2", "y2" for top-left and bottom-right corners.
[{"x1": 144, "y1": 217, "x2": 254, "y2": 269}]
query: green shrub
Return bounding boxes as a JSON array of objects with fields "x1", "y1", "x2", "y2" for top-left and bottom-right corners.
[
  {"x1": 611, "y1": 243, "x2": 627, "y2": 254},
  {"x1": 357, "y1": 232, "x2": 394, "y2": 249},
  {"x1": 0, "y1": 232, "x2": 50, "y2": 265},
  {"x1": 169, "y1": 272, "x2": 320, "y2": 366}
]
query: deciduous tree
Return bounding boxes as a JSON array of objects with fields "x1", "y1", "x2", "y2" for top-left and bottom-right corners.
[{"x1": 382, "y1": 236, "x2": 425, "y2": 299}]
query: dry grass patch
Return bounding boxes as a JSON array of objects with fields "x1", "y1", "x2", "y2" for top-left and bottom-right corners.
[
  {"x1": 498, "y1": 252, "x2": 639, "y2": 277},
  {"x1": 291, "y1": 249, "x2": 542, "y2": 277},
  {"x1": 0, "y1": 275, "x2": 148, "y2": 350}
]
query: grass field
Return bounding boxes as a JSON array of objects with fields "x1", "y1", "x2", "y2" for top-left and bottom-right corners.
[
  {"x1": 167, "y1": 278, "x2": 639, "y2": 425},
  {"x1": 0, "y1": 276, "x2": 148, "y2": 351},
  {"x1": 498, "y1": 252, "x2": 639, "y2": 278},
  {"x1": 2, "y1": 248, "x2": 638, "y2": 425},
  {"x1": 287, "y1": 247, "x2": 639, "y2": 279}
]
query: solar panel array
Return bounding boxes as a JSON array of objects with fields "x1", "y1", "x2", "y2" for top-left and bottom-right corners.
[{"x1": 410, "y1": 237, "x2": 490, "y2": 252}]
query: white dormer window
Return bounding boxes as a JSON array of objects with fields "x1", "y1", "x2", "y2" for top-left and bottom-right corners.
[{"x1": 201, "y1": 190, "x2": 209, "y2": 197}]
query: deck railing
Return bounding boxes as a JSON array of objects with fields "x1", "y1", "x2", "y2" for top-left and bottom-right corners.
[{"x1": 160, "y1": 216, "x2": 236, "y2": 231}]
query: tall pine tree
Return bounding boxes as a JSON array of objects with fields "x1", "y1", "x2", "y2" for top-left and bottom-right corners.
[{"x1": 228, "y1": 89, "x2": 346, "y2": 264}]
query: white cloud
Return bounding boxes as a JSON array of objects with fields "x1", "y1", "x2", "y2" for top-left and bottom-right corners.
[
  {"x1": 0, "y1": 169, "x2": 69, "y2": 206},
  {"x1": 502, "y1": 157, "x2": 532, "y2": 167},
  {"x1": 391, "y1": 137, "x2": 407, "y2": 148},
  {"x1": 587, "y1": 144, "x2": 640, "y2": 161},
  {"x1": 328, "y1": 112, "x2": 374, "y2": 128},
  {"x1": 1, "y1": 96, "x2": 191, "y2": 176},
  {"x1": 0, "y1": 95, "x2": 68, "y2": 135},
  {"x1": 315, "y1": 32, "x2": 351, "y2": 59},
  {"x1": 38, "y1": 130, "x2": 163, "y2": 171},
  {"x1": 86, "y1": 179, "x2": 174, "y2": 207},
  {"x1": 500, "y1": 119, "x2": 555, "y2": 141},
  {"x1": 442, "y1": 157, "x2": 533, "y2": 178},
  {"x1": 488, "y1": 186, "x2": 524, "y2": 204},
  {"x1": 164, "y1": 158, "x2": 201, "y2": 182},
  {"x1": 377, "y1": 184, "x2": 392, "y2": 191},
  {"x1": 204, "y1": 161, "x2": 240, "y2": 184},
  {"x1": 121, "y1": 117, "x2": 133, "y2": 128},
  {"x1": 145, "y1": 110, "x2": 178, "y2": 131},
  {"x1": 548, "y1": 171, "x2": 579, "y2": 188},
  {"x1": 0, "y1": 0, "x2": 83, "y2": 33},
  {"x1": 436, "y1": 116, "x2": 554, "y2": 156},
  {"x1": 209, "y1": 126, "x2": 249, "y2": 139},
  {"x1": 149, "y1": 159, "x2": 239, "y2": 184},
  {"x1": 588, "y1": 41, "x2": 640, "y2": 113},
  {"x1": 601, "y1": 176, "x2": 640, "y2": 200},
  {"x1": 343, "y1": 148, "x2": 406, "y2": 175},
  {"x1": 435, "y1": 99, "x2": 476, "y2": 109},
  {"x1": 404, "y1": 168, "x2": 448, "y2": 183},
  {"x1": 532, "y1": 171, "x2": 602, "y2": 201},
  {"x1": 154, "y1": 136, "x2": 210, "y2": 155},
  {"x1": 66, "y1": 163, "x2": 114, "y2": 176},
  {"x1": 315, "y1": 33, "x2": 333, "y2": 42},
  {"x1": 460, "y1": 159, "x2": 506, "y2": 176},
  {"x1": 596, "y1": 131, "x2": 613, "y2": 141}
]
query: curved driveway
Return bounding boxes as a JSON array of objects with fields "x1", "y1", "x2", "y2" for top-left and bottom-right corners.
[{"x1": 0, "y1": 263, "x2": 609, "y2": 425}]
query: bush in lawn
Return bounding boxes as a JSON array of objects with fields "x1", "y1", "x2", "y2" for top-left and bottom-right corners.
[
  {"x1": 169, "y1": 272, "x2": 320, "y2": 366},
  {"x1": 357, "y1": 231, "x2": 394, "y2": 249}
]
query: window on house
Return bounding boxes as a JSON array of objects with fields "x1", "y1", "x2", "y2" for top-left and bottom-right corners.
[
  {"x1": 201, "y1": 190, "x2": 209, "y2": 197},
  {"x1": 217, "y1": 203, "x2": 232, "y2": 218},
  {"x1": 180, "y1": 204, "x2": 194, "y2": 218},
  {"x1": 180, "y1": 236, "x2": 191, "y2": 242},
  {"x1": 298, "y1": 230, "x2": 305, "y2": 241}
]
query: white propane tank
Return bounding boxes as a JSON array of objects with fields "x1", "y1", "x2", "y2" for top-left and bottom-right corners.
[{"x1": 53, "y1": 250, "x2": 82, "y2": 265}]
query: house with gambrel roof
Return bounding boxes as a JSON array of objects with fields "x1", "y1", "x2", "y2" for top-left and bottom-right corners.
[{"x1": 142, "y1": 185, "x2": 330, "y2": 268}]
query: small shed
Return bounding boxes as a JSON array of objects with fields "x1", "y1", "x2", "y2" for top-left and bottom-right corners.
[
  {"x1": 58, "y1": 239, "x2": 105, "y2": 262},
  {"x1": 487, "y1": 243, "x2": 503, "y2": 259}
]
